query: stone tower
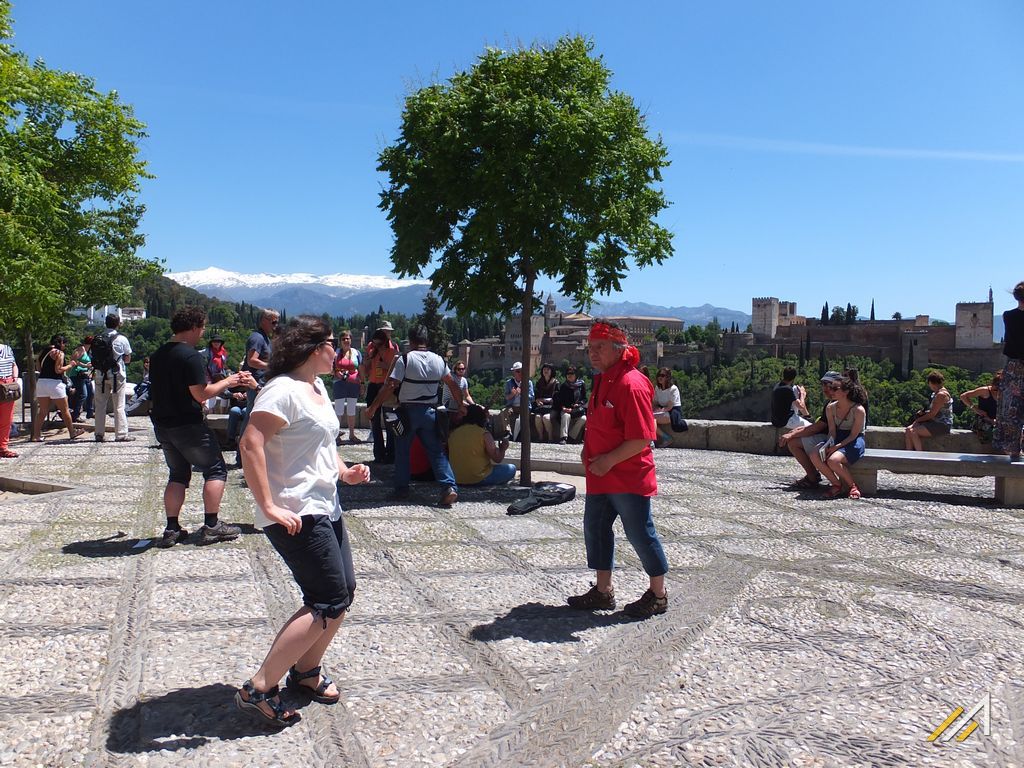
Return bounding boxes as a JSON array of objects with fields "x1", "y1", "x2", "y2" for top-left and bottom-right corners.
[
  {"x1": 544, "y1": 294, "x2": 557, "y2": 326},
  {"x1": 751, "y1": 297, "x2": 780, "y2": 339},
  {"x1": 955, "y1": 301, "x2": 994, "y2": 349}
]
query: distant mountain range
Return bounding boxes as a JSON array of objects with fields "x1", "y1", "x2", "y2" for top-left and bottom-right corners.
[{"x1": 167, "y1": 267, "x2": 753, "y2": 329}]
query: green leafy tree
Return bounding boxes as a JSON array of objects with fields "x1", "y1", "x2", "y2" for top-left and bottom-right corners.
[
  {"x1": 830, "y1": 305, "x2": 846, "y2": 324},
  {"x1": 0, "y1": 1, "x2": 156, "y2": 426},
  {"x1": 378, "y1": 36, "x2": 673, "y2": 482},
  {"x1": 655, "y1": 325, "x2": 671, "y2": 342},
  {"x1": 892, "y1": 311, "x2": 903, "y2": 320},
  {"x1": 415, "y1": 291, "x2": 449, "y2": 356}
]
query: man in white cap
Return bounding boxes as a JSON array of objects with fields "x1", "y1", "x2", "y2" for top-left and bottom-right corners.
[
  {"x1": 777, "y1": 370, "x2": 841, "y2": 488},
  {"x1": 503, "y1": 361, "x2": 534, "y2": 441}
]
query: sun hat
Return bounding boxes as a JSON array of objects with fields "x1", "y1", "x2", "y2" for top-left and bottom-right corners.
[
  {"x1": 510, "y1": 362, "x2": 523, "y2": 371},
  {"x1": 376, "y1": 320, "x2": 394, "y2": 332},
  {"x1": 820, "y1": 370, "x2": 842, "y2": 383}
]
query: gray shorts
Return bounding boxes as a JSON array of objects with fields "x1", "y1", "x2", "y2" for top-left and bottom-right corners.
[
  {"x1": 916, "y1": 419, "x2": 951, "y2": 437},
  {"x1": 801, "y1": 433, "x2": 828, "y2": 455}
]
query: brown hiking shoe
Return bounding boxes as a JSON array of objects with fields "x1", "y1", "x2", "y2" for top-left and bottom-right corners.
[
  {"x1": 623, "y1": 589, "x2": 668, "y2": 619},
  {"x1": 566, "y1": 584, "x2": 615, "y2": 610}
]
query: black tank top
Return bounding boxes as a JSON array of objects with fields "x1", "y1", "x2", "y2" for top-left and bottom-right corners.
[{"x1": 39, "y1": 351, "x2": 61, "y2": 380}]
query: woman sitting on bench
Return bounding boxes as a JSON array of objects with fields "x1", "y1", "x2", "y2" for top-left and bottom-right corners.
[
  {"x1": 809, "y1": 374, "x2": 867, "y2": 499},
  {"x1": 904, "y1": 371, "x2": 953, "y2": 451}
]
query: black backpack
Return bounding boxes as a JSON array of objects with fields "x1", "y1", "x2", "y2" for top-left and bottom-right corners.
[{"x1": 91, "y1": 330, "x2": 121, "y2": 391}]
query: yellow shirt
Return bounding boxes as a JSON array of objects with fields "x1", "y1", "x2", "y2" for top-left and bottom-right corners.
[{"x1": 448, "y1": 424, "x2": 492, "y2": 485}]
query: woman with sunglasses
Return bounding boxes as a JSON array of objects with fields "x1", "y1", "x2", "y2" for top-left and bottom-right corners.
[
  {"x1": 332, "y1": 330, "x2": 362, "y2": 443},
  {"x1": 32, "y1": 335, "x2": 84, "y2": 441},
  {"x1": 652, "y1": 367, "x2": 683, "y2": 448},
  {"x1": 237, "y1": 316, "x2": 370, "y2": 727},
  {"x1": 442, "y1": 361, "x2": 474, "y2": 428},
  {"x1": 810, "y1": 374, "x2": 868, "y2": 498}
]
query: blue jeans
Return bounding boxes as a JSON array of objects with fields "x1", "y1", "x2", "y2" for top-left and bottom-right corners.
[
  {"x1": 394, "y1": 404, "x2": 456, "y2": 490},
  {"x1": 474, "y1": 463, "x2": 516, "y2": 486},
  {"x1": 70, "y1": 374, "x2": 93, "y2": 419},
  {"x1": 227, "y1": 405, "x2": 245, "y2": 443},
  {"x1": 583, "y1": 493, "x2": 669, "y2": 577}
]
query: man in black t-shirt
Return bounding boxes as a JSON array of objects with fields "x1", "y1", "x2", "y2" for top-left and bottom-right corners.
[
  {"x1": 770, "y1": 366, "x2": 801, "y2": 428},
  {"x1": 150, "y1": 306, "x2": 256, "y2": 549}
]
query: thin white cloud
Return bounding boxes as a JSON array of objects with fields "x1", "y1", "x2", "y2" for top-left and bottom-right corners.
[{"x1": 665, "y1": 131, "x2": 1024, "y2": 163}]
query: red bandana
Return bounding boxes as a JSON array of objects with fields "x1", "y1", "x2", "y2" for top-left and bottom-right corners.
[{"x1": 589, "y1": 323, "x2": 640, "y2": 368}]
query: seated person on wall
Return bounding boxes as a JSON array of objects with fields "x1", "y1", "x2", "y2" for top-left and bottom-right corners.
[
  {"x1": 549, "y1": 365, "x2": 587, "y2": 445},
  {"x1": 905, "y1": 371, "x2": 954, "y2": 451},
  {"x1": 532, "y1": 362, "x2": 559, "y2": 442},
  {"x1": 652, "y1": 367, "x2": 687, "y2": 448},
  {"x1": 770, "y1": 366, "x2": 810, "y2": 429},
  {"x1": 960, "y1": 371, "x2": 1002, "y2": 444},
  {"x1": 503, "y1": 362, "x2": 534, "y2": 441},
  {"x1": 776, "y1": 371, "x2": 841, "y2": 489},
  {"x1": 448, "y1": 404, "x2": 516, "y2": 486},
  {"x1": 809, "y1": 373, "x2": 868, "y2": 499},
  {"x1": 442, "y1": 360, "x2": 473, "y2": 429}
]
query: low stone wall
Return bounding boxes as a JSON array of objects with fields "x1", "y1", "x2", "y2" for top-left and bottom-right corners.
[
  {"x1": 207, "y1": 405, "x2": 993, "y2": 457},
  {"x1": 667, "y1": 419, "x2": 991, "y2": 456}
]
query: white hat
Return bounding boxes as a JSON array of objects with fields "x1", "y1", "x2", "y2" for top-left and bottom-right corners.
[
  {"x1": 376, "y1": 320, "x2": 394, "y2": 332},
  {"x1": 510, "y1": 362, "x2": 523, "y2": 371}
]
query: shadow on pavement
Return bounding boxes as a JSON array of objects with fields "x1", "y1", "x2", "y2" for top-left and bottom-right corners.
[
  {"x1": 106, "y1": 683, "x2": 279, "y2": 752},
  {"x1": 63, "y1": 524, "x2": 263, "y2": 558},
  {"x1": 470, "y1": 601, "x2": 633, "y2": 643},
  {"x1": 62, "y1": 531, "x2": 152, "y2": 558}
]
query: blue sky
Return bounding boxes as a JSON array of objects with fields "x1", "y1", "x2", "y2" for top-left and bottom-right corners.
[{"x1": 10, "y1": 1, "x2": 1024, "y2": 321}]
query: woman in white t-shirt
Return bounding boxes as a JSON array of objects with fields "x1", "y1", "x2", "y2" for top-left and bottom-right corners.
[{"x1": 236, "y1": 316, "x2": 370, "y2": 728}]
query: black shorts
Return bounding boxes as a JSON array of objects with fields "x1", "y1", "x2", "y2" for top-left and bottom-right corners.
[
  {"x1": 264, "y1": 514, "x2": 355, "y2": 620},
  {"x1": 154, "y1": 422, "x2": 227, "y2": 486}
]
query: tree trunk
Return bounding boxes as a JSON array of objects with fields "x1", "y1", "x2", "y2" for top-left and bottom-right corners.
[
  {"x1": 519, "y1": 270, "x2": 535, "y2": 486},
  {"x1": 21, "y1": 329, "x2": 36, "y2": 432}
]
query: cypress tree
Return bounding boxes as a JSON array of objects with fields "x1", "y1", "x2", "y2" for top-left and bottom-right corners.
[
  {"x1": 870, "y1": 299, "x2": 875, "y2": 321},
  {"x1": 821, "y1": 302, "x2": 829, "y2": 324},
  {"x1": 818, "y1": 347, "x2": 827, "y2": 378}
]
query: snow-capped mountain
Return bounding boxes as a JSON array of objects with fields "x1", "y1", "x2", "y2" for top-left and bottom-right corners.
[
  {"x1": 166, "y1": 267, "x2": 434, "y2": 316},
  {"x1": 165, "y1": 266, "x2": 752, "y2": 327}
]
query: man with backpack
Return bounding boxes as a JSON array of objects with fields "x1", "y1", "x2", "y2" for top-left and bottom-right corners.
[
  {"x1": 366, "y1": 325, "x2": 466, "y2": 506},
  {"x1": 92, "y1": 313, "x2": 134, "y2": 442}
]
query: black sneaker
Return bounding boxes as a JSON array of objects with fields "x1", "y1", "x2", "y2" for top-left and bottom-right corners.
[
  {"x1": 623, "y1": 589, "x2": 668, "y2": 619},
  {"x1": 156, "y1": 527, "x2": 189, "y2": 549},
  {"x1": 197, "y1": 521, "x2": 241, "y2": 545},
  {"x1": 567, "y1": 584, "x2": 615, "y2": 610}
]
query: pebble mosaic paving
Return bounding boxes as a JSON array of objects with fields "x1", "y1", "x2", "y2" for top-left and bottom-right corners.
[{"x1": 0, "y1": 430, "x2": 1022, "y2": 765}]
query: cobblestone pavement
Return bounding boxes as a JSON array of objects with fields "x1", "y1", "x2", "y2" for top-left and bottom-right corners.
[{"x1": 1, "y1": 424, "x2": 1023, "y2": 767}]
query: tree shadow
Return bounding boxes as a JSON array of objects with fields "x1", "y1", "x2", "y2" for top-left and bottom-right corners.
[
  {"x1": 62, "y1": 531, "x2": 152, "y2": 558},
  {"x1": 63, "y1": 524, "x2": 263, "y2": 558},
  {"x1": 470, "y1": 601, "x2": 634, "y2": 644},
  {"x1": 106, "y1": 683, "x2": 288, "y2": 753}
]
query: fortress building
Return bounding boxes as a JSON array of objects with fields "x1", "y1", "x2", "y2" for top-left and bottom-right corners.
[{"x1": 738, "y1": 295, "x2": 1003, "y2": 375}]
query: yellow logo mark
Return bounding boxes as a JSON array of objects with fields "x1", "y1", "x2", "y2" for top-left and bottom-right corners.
[{"x1": 928, "y1": 693, "x2": 990, "y2": 743}]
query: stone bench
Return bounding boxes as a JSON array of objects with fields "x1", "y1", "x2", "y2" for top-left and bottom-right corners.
[{"x1": 849, "y1": 448, "x2": 1024, "y2": 506}]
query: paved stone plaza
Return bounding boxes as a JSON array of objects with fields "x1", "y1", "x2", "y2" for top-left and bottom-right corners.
[{"x1": 1, "y1": 423, "x2": 1023, "y2": 767}]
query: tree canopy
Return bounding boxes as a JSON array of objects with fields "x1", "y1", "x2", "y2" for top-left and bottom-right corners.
[
  {"x1": 378, "y1": 35, "x2": 673, "y2": 481},
  {"x1": 0, "y1": 0, "x2": 156, "y2": 344},
  {"x1": 377, "y1": 35, "x2": 673, "y2": 317}
]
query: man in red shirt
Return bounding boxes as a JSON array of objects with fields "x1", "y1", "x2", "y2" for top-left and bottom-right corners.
[{"x1": 567, "y1": 320, "x2": 669, "y2": 619}]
